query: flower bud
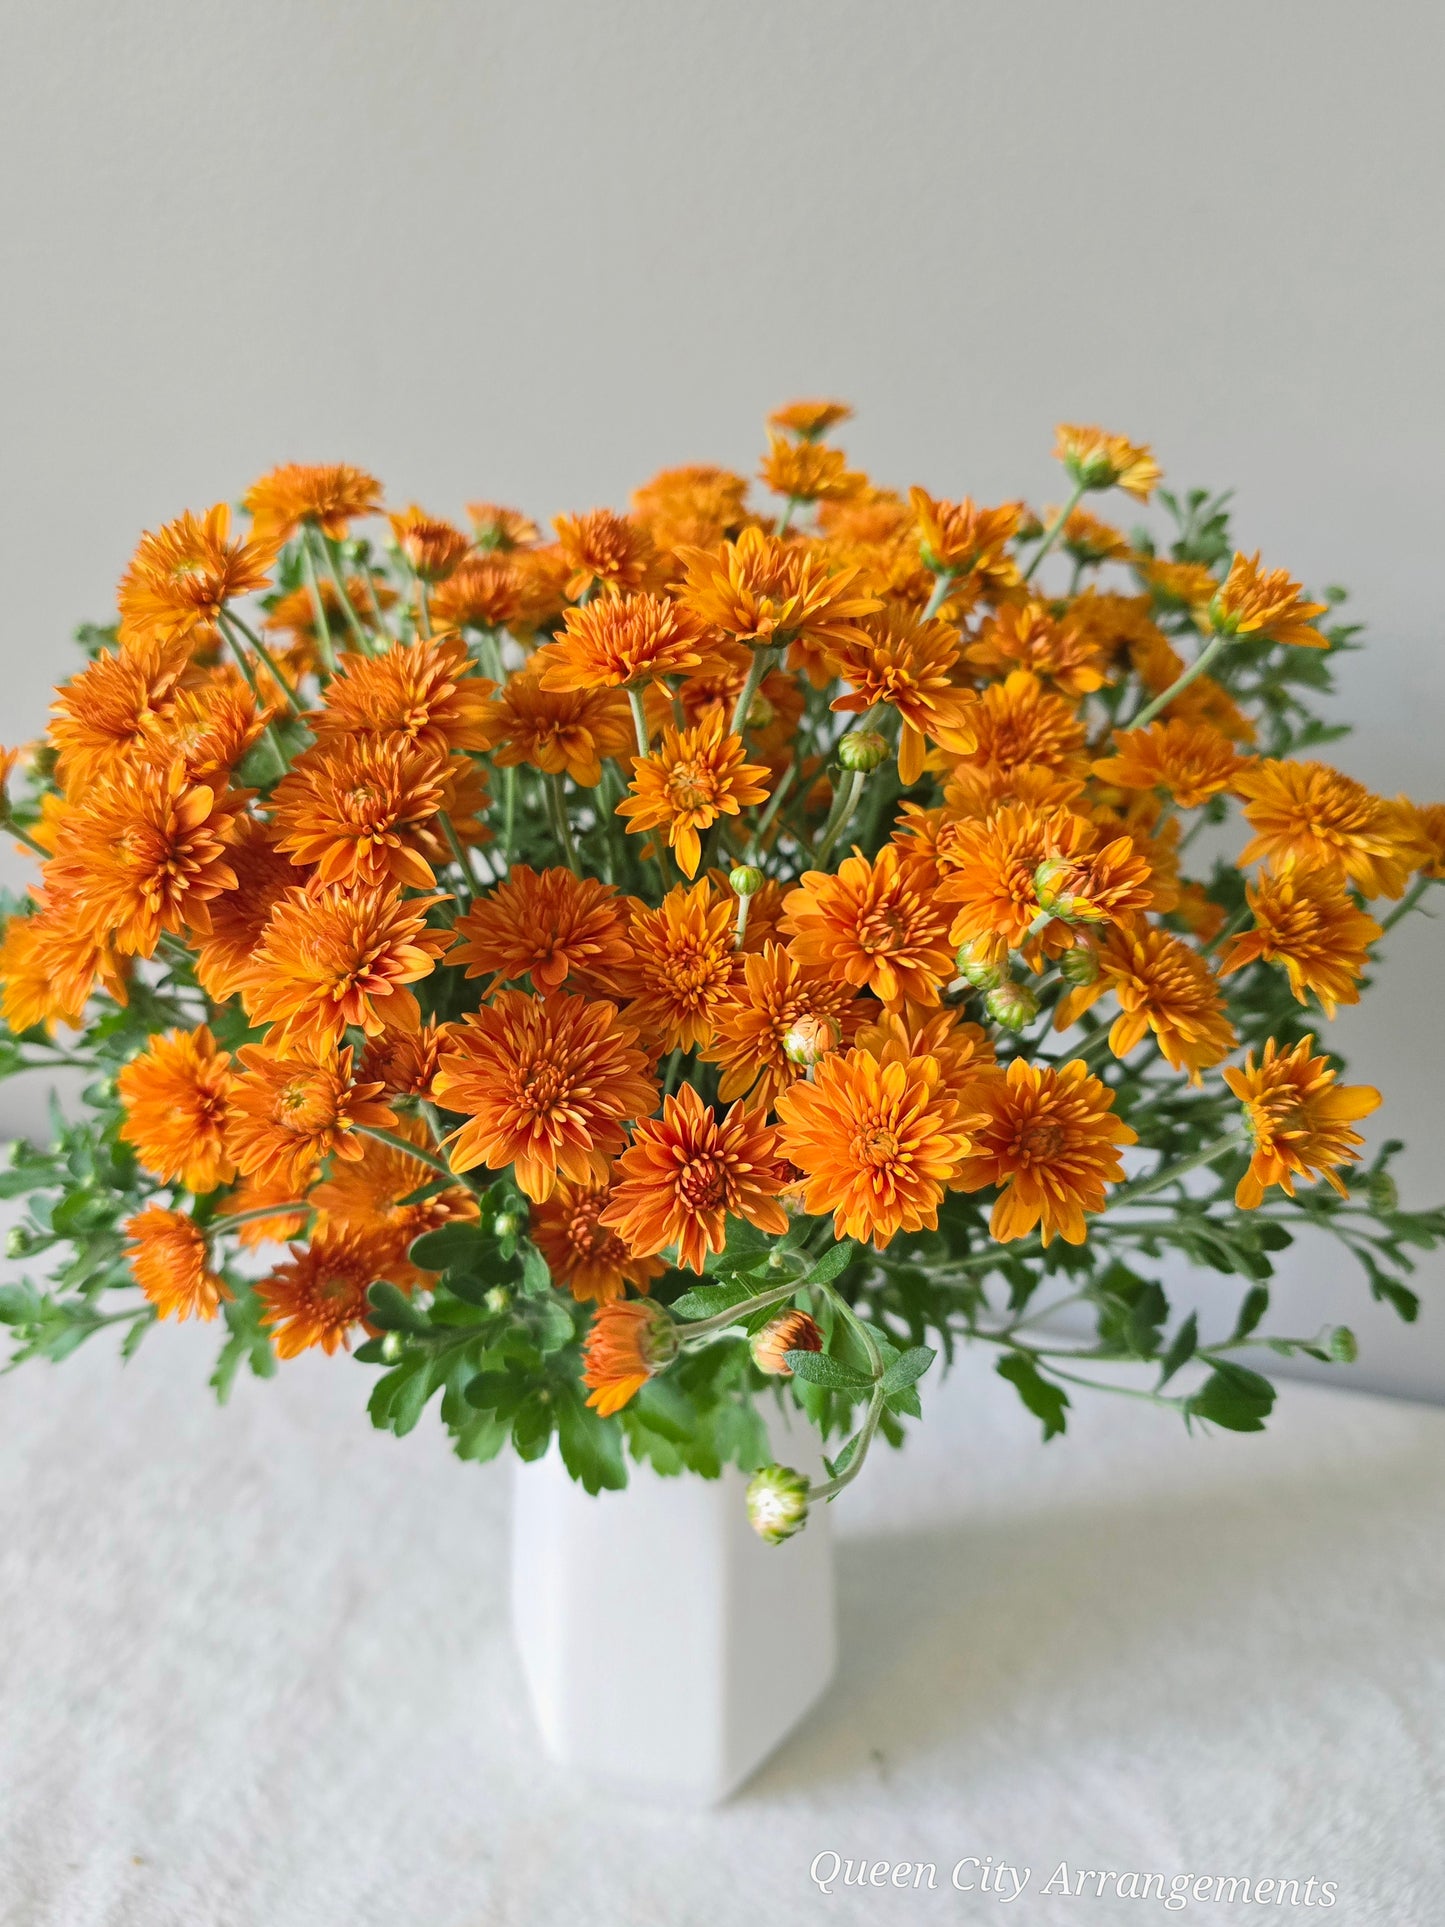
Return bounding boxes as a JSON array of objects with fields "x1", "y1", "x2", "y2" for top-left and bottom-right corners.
[
  {"x1": 837, "y1": 729, "x2": 888, "y2": 773},
  {"x1": 1032, "y1": 859, "x2": 1095, "y2": 923},
  {"x1": 985, "y1": 981, "x2": 1041, "y2": 1031},
  {"x1": 1367, "y1": 1172, "x2": 1398, "y2": 1214},
  {"x1": 782, "y1": 1012, "x2": 840, "y2": 1069},
  {"x1": 492, "y1": 1212, "x2": 521, "y2": 1241},
  {"x1": 745, "y1": 690, "x2": 776, "y2": 731},
  {"x1": 484, "y1": 1285, "x2": 512, "y2": 1315},
  {"x1": 729, "y1": 863, "x2": 764, "y2": 898},
  {"x1": 1064, "y1": 448, "x2": 1119, "y2": 491},
  {"x1": 1058, "y1": 945, "x2": 1100, "y2": 987},
  {"x1": 955, "y1": 940, "x2": 1005, "y2": 992},
  {"x1": 746, "y1": 1464, "x2": 811, "y2": 1543},
  {"x1": 380, "y1": 1330, "x2": 407, "y2": 1363},
  {"x1": 1329, "y1": 1326, "x2": 1358, "y2": 1364},
  {"x1": 5, "y1": 1225, "x2": 32, "y2": 1259},
  {"x1": 750, "y1": 1310, "x2": 824, "y2": 1377}
]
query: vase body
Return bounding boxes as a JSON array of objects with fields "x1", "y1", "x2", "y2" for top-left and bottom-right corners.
[{"x1": 510, "y1": 1426, "x2": 836, "y2": 1805}]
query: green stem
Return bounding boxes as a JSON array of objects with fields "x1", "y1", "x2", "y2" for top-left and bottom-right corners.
[
  {"x1": 298, "y1": 533, "x2": 338, "y2": 675},
  {"x1": 501, "y1": 765, "x2": 518, "y2": 868},
  {"x1": 627, "y1": 686, "x2": 652, "y2": 759},
  {"x1": 746, "y1": 758, "x2": 797, "y2": 860},
  {"x1": 728, "y1": 645, "x2": 776, "y2": 739},
  {"x1": 217, "y1": 621, "x2": 288, "y2": 779},
  {"x1": 1378, "y1": 874, "x2": 1433, "y2": 935},
  {"x1": 813, "y1": 768, "x2": 865, "y2": 868},
  {"x1": 314, "y1": 528, "x2": 372, "y2": 652},
  {"x1": 1200, "y1": 903, "x2": 1250, "y2": 959},
  {"x1": 776, "y1": 495, "x2": 799, "y2": 536},
  {"x1": 3, "y1": 819, "x2": 48, "y2": 859},
  {"x1": 921, "y1": 569, "x2": 958, "y2": 621},
  {"x1": 677, "y1": 1279, "x2": 801, "y2": 1341},
  {"x1": 353, "y1": 1124, "x2": 461, "y2": 1182},
  {"x1": 548, "y1": 773, "x2": 578, "y2": 868},
  {"x1": 1129, "y1": 630, "x2": 1231, "y2": 730},
  {"x1": 438, "y1": 811, "x2": 480, "y2": 904},
  {"x1": 808, "y1": 1384, "x2": 887, "y2": 1503},
  {"x1": 216, "y1": 1200, "x2": 312, "y2": 1231},
  {"x1": 1109, "y1": 1131, "x2": 1246, "y2": 1209},
  {"x1": 1021, "y1": 477, "x2": 1087, "y2": 584}
]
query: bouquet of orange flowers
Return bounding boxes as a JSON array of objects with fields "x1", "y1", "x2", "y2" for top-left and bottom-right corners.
[{"x1": 2, "y1": 405, "x2": 1441, "y2": 1540}]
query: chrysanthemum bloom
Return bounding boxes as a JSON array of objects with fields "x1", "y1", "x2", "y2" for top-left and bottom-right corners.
[
  {"x1": 387, "y1": 506, "x2": 471, "y2": 582},
  {"x1": 768, "y1": 398, "x2": 854, "y2": 439},
  {"x1": 429, "y1": 555, "x2": 525, "y2": 633},
  {"x1": 48, "y1": 640, "x2": 191, "y2": 792},
  {"x1": 465, "y1": 501, "x2": 540, "y2": 550},
  {"x1": 1138, "y1": 558, "x2": 1219, "y2": 609},
  {"x1": 1054, "y1": 922, "x2": 1237, "y2": 1083},
  {"x1": 782, "y1": 844, "x2": 954, "y2": 1009},
  {"x1": 1206, "y1": 551, "x2": 1328, "y2": 648},
  {"x1": 1406, "y1": 800, "x2": 1445, "y2": 878},
  {"x1": 1093, "y1": 718, "x2": 1246, "y2": 809},
  {"x1": 215, "y1": 1172, "x2": 312, "y2": 1248},
  {"x1": 1234, "y1": 759, "x2": 1420, "y2": 900},
  {"x1": 966, "y1": 602, "x2": 1108, "y2": 699},
  {"x1": 700, "y1": 941, "x2": 861, "y2": 1104},
  {"x1": 117, "y1": 1025, "x2": 236, "y2": 1193},
  {"x1": 243, "y1": 884, "x2": 450, "y2": 1049},
  {"x1": 117, "y1": 505, "x2": 276, "y2": 651},
  {"x1": 449, "y1": 866, "x2": 632, "y2": 993},
  {"x1": 672, "y1": 657, "x2": 804, "y2": 771},
  {"x1": 852, "y1": 1004, "x2": 996, "y2": 1112},
  {"x1": 758, "y1": 433, "x2": 866, "y2": 504},
  {"x1": 775, "y1": 1048, "x2": 978, "y2": 1246},
  {"x1": 1223, "y1": 1036, "x2": 1380, "y2": 1210},
  {"x1": 226, "y1": 1041, "x2": 396, "y2": 1192},
  {"x1": 310, "y1": 633, "x2": 495, "y2": 756},
  {"x1": 629, "y1": 464, "x2": 751, "y2": 553},
  {"x1": 311, "y1": 1116, "x2": 477, "y2": 1285},
  {"x1": 136, "y1": 671, "x2": 265, "y2": 786},
  {"x1": 581, "y1": 1299, "x2": 680, "y2": 1417},
  {"x1": 826, "y1": 610, "x2": 980, "y2": 783},
  {"x1": 600, "y1": 1084, "x2": 789, "y2": 1273},
  {"x1": 617, "y1": 710, "x2": 771, "y2": 878},
  {"x1": 905, "y1": 489, "x2": 1023, "y2": 598},
  {"x1": 1220, "y1": 863, "x2": 1382, "y2": 1017},
  {"x1": 269, "y1": 736, "x2": 448, "y2": 889},
  {"x1": 960, "y1": 670, "x2": 1090, "y2": 776},
  {"x1": 433, "y1": 990, "x2": 657, "y2": 1201},
  {"x1": 1054, "y1": 424, "x2": 1161, "y2": 500},
  {"x1": 750, "y1": 1309, "x2": 824, "y2": 1377},
  {"x1": 676, "y1": 525, "x2": 879, "y2": 657},
  {"x1": 623, "y1": 880, "x2": 738, "y2": 1050},
  {"x1": 1056, "y1": 506, "x2": 1132, "y2": 566},
  {"x1": 264, "y1": 576, "x2": 394, "y2": 646},
  {"x1": 481, "y1": 671, "x2": 634, "y2": 787},
  {"x1": 257, "y1": 1227, "x2": 409, "y2": 1358},
  {"x1": 191, "y1": 819, "x2": 298, "y2": 1000},
  {"x1": 530, "y1": 1175, "x2": 664, "y2": 1304},
  {"x1": 536, "y1": 593, "x2": 713, "y2": 694},
  {"x1": 554, "y1": 508, "x2": 659, "y2": 601},
  {"x1": 361, "y1": 1016, "x2": 447, "y2": 1099},
  {"x1": 953, "y1": 1059, "x2": 1137, "y2": 1245},
  {"x1": 124, "y1": 1207, "x2": 230, "y2": 1322},
  {"x1": 243, "y1": 463, "x2": 383, "y2": 545},
  {"x1": 0, "y1": 891, "x2": 128, "y2": 1033},
  {"x1": 941, "y1": 758, "x2": 1085, "y2": 821}
]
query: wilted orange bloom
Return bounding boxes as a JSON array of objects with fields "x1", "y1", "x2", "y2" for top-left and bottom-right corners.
[
  {"x1": 311, "y1": 1115, "x2": 477, "y2": 1284},
  {"x1": 783, "y1": 844, "x2": 954, "y2": 1009},
  {"x1": 1223, "y1": 1036, "x2": 1380, "y2": 1209},
  {"x1": 776, "y1": 1048, "x2": 979, "y2": 1247},
  {"x1": 118, "y1": 1024, "x2": 235, "y2": 1193},
  {"x1": 768, "y1": 399, "x2": 854, "y2": 439},
  {"x1": 961, "y1": 670, "x2": 1090, "y2": 775},
  {"x1": 118, "y1": 505, "x2": 275, "y2": 651},
  {"x1": 630, "y1": 465, "x2": 751, "y2": 553},
  {"x1": 624, "y1": 880, "x2": 737, "y2": 1050},
  {"x1": 1209, "y1": 552, "x2": 1327, "y2": 649},
  {"x1": 538, "y1": 592, "x2": 712, "y2": 693},
  {"x1": 1055, "y1": 922, "x2": 1236, "y2": 1082},
  {"x1": 581, "y1": 1298, "x2": 680, "y2": 1416},
  {"x1": 758, "y1": 434, "x2": 866, "y2": 504},
  {"x1": 243, "y1": 463, "x2": 383, "y2": 544},
  {"x1": 429, "y1": 555, "x2": 525, "y2": 632},
  {"x1": 906, "y1": 489, "x2": 1023, "y2": 598},
  {"x1": 954, "y1": 1059, "x2": 1137, "y2": 1244},
  {"x1": 257, "y1": 1227, "x2": 408, "y2": 1358},
  {"x1": 1094, "y1": 718, "x2": 1245, "y2": 808},
  {"x1": 618, "y1": 710, "x2": 771, "y2": 878},
  {"x1": 482, "y1": 671, "x2": 633, "y2": 787},
  {"x1": 449, "y1": 866, "x2": 632, "y2": 993},
  {"x1": 941, "y1": 758, "x2": 1085, "y2": 820},
  {"x1": 966, "y1": 602, "x2": 1108, "y2": 699},
  {"x1": 676, "y1": 526, "x2": 879, "y2": 655},
  {"x1": 312, "y1": 633, "x2": 494, "y2": 756},
  {"x1": 387, "y1": 506, "x2": 471, "y2": 582},
  {"x1": 48, "y1": 641, "x2": 190, "y2": 792},
  {"x1": 227, "y1": 1040, "x2": 396, "y2": 1192},
  {"x1": 191, "y1": 818, "x2": 297, "y2": 1000},
  {"x1": 434, "y1": 990, "x2": 657, "y2": 1200},
  {"x1": 1054, "y1": 424, "x2": 1161, "y2": 501},
  {"x1": 243, "y1": 884, "x2": 449, "y2": 1049},
  {"x1": 0, "y1": 892, "x2": 127, "y2": 1033},
  {"x1": 361, "y1": 1017, "x2": 447, "y2": 1100},
  {"x1": 270, "y1": 736, "x2": 447, "y2": 889},
  {"x1": 554, "y1": 509, "x2": 658, "y2": 601},
  {"x1": 465, "y1": 502, "x2": 540, "y2": 550},
  {"x1": 827, "y1": 610, "x2": 980, "y2": 782},
  {"x1": 1057, "y1": 506, "x2": 1132, "y2": 565},
  {"x1": 701, "y1": 941, "x2": 861, "y2": 1104},
  {"x1": 1220, "y1": 863, "x2": 1381, "y2": 1017},
  {"x1": 1234, "y1": 759, "x2": 1420, "y2": 900},
  {"x1": 124, "y1": 1207, "x2": 230, "y2": 1322},
  {"x1": 602, "y1": 1083, "x2": 788, "y2": 1272},
  {"x1": 531, "y1": 1175, "x2": 664, "y2": 1304}
]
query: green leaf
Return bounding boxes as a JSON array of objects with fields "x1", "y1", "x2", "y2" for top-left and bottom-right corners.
[
  {"x1": 407, "y1": 1221, "x2": 489, "y2": 1274},
  {"x1": 1187, "y1": 1360, "x2": 1275, "y2": 1433},
  {"x1": 511, "y1": 1394, "x2": 555, "y2": 1461},
  {"x1": 1230, "y1": 1285, "x2": 1270, "y2": 1343},
  {"x1": 996, "y1": 1352, "x2": 1069, "y2": 1441},
  {"x1": 880, "y1": 1344, "x2": 936, "y2": 1395},
  {"x1": 519, "y1": 1243, "x2": 553, "y2": 1297},
  {"x1": 1156, "y1": 1312, "x2": 1198, "y2": 1388},
  {"x1": 556, "y1": 1392, "x2": 627, "y2": 1494},
  {"x1": 785, "y1": 1348, "x2": 872, "y2": 1391},
  {"x1": 801, "y1": 1239, "x2": 857, "y2": 1287},
  {"x1": 365, "y1": 1281, "x2": 432, "y2": 1334},
  {"x1": 0, "y1": 1282, "x2": 42, "y2": 1324},
  {"x1": 529, "y1": 1294, "x2": 575, "y2": 1354},
  {"x1": 464, "y1": 1370, "x2": 524, "y2": 1417},
  {"x1": 670, "y1": 1281, "x2": 756, "y2": 1321},
  {"x1": 368, "y1": 1353, "x2": 440, "y2": 1437},
  {"x1": 452, "y1": 1410, "x2": 510, "y2": 1464}
]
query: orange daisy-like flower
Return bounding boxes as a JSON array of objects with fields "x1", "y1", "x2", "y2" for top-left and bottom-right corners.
[
  {"x1": 966, "y1": 601, "x2": 1108, "y2": 699},
  {"x1": 1093, "y1": 718, "x2": 1246, "y2": 809},
  {"x1": 48, "y1": 641, "x2": 190, "y2": 792},
  {"x1": 827, "y1": 610, "x2": 980, "y2": 783},
  {"x1": 117, "y1": 1024, "x2": 236, "y2": 1194},
  {"x1": 0, "y1": 892, "x2": 128, "y2": 1034},
  {"x1": 433, "y1": 990, "x2": 657, "y2": 1201},
  {"x1": 554, "y1": 509, "x2": 658, "y2": 601},
  {"x1": 961, "y1": 670, "x2": 1090, "y2": 776},
  {"x1": 361, "y1": 1017, "x2": 447, "y2": 1100},
  {"x1": 243, "y1": 883, "x2": 450, "y2": 1049},
  {"x1": 617, "y1": 710, "x2": 771, "y2": 878},
  {"x1": 465, "y1": 502, "x2": 540, "y2": 550},
  {"x1": 768, "y1": 398, "x2": 854, "y2": 440},
  {"x1": 1220, "y1": 863, "x2": 1382, "y2": 1018},
  {"x1": 1138, "y1": 557, "x2": 1219, "y2": 610},
  {"x1": 581, "y1": 1298, "x2": 680, "y2": 1417},
  {"x1": 1406, "y1": 801, "x2": 1445, "y2": 879},
  {"x1": 269, "y1": 736, "x2": 448, "y2": 890},
  {"x1": 311, "y1": 633, "x2": 495, "y2": 756},
  {"x1": 191, "y1": 818, "x2": 298, "y2": 1001},
  {"x1": 775, "y1": 1048, "x2": 979, "y2": 1247},
  {"x1": 1054, "y1": 423, "x2": 1161, "y2": 501},
  {"x1": 700, "y1": 941, "x2": 861, "y2": 1104},
  {"x1": 783, "y1": 844, "x2": 954, "y2": 1009},
  {"x1": 676, "y1": 525, "x2": 879, "y2": 656},
  {"x1": 1055, "y1": 922, "x2": 1237, "y2": 1083},
  {"x1": 953, "y1": 1059, "x2": 1137, "y2": 1245},
  {"x1": 600, "y1": 1083, "x2": 789, "y2": 1273},
  {"x1": 1234, "y1": 759, "x2": 1418, "y2": 900},
  {"x1": 243, "y1": 463, "x2": 383, "y2": 544},
  {"x1": 117, "y1": 505, "x2": 276, "y2": 651},
  {"x1": 630, "y1": 464, "x2": 752, "y2": 553},
  {"x1": 531, "y1": 1174, "x2": 664, "y2": 1305},
  {"x1": 852, "y1": 1004, "x2": 996, "y2": 1112},
  {"x1": 387, "y1": 506, "x2": 471, "y2": 582},
  {"x1": 448, "y1": 866, "x2": 632, "y2": 993},
  {"x1": 942, "y1": 759, "x2": 1085, "y2": 821},
  {"x1": 758, "y1": 434, "x2": 866, "y2": 504},
  {"x1": 311, "y1": 1115, "x2": 477, "y2": 1285},
  {"x1": 226, "y1": 1040, "x2": 396, "y2": 1192},
  {"x1": 1223, "y1": 1036, "x2": 1380, "y2": 1210},
  {"x1": 537, "y1": 593, "x2": 713, "y2": 694},
  {"x1": 257, "y1": 1227, "x2": 409, "y2": 1359},
  {"x1": 429, "y1": 555, "x2": 525, "y2": 633},
  {"x1": 124, "y1": 1207, "x2": 230, "y2": 1322},
  {"x1": 137, "y1": 671, "x2": 265, "y2": 787},
  {"x1": 906, "y1": 489, "x2": 1023, "y2": 596},
  {"x1": 623, "y1": 880, "x2": 738, "y2": 1050},
  {"x1": 481, "y1": 671, "x2": 634, "y2": 787},
  {"x1": 1208, "y1": 551, "x2": 1328, "y2": 649},
  {"x1": 1057, "y1": 506, "x2": 1132, "y2": 565}
]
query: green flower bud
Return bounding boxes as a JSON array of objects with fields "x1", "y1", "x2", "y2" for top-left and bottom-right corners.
[
  {"x1": 985, "y1": 981, "x2": 1041, "y2": 1031},
  {"x1": 955, "y1": 940, "x2": 1005, "y2": 992},
  {"x1": 1367, "y1": 1172, "x2": 1398, "y2": 1214},
  {"x1": 492, "y1": 1212, "x2": 521, "y2": 1241},
  {"x1": 380, "y1": 1330, "x2": 407, "y2": 1363},
  {"x1": 746, "y1": 1463, "x2": 811, "y2": 1544},
  {"x1": 484, "y1": 1285, "x2": 512, "y2": 1315},
  {"x1": 1329, "y1": 1326, "x2": 1358, "y2": 1364},
  {"x1": 1058, "y1": 946, "x2": 1100, "y2": 987},
  {"x1": 745, "y1": 690, "x2": 776, "y2": 731},
  {"x1": 5, "y1": 1225, "x2": 32, "y2": 1259},
  {"x1": 729, "y1": 864, "x2": 764, "y2": 898},
  {"x1": 837, "y1": 729, "x2": 889, "y2": 773},
  {"x1": 782, "y1": 1013, "x2": 840, "y2": 1068}
]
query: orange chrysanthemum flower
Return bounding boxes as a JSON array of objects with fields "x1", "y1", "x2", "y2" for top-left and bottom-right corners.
[
  {"x1": 310, "y1": 633, "x2": 494, "y2": 756},
  {"x1": 941, "y1": 758, "x2": 1085, "y2": 821},
  {"x1": 960, "y1": 670, "x2": 1090, "y2": 775},
  {"x1": 531, "y1": 1175, "x2": 664, "y2": 1305},
  {"x1": 226, "y1": 1040, "x2": 396, "y2": 1193},
  {"x1": 117, "y1": 1024, "x2": 235, "y2": 1193},
  {"x1": 852, "y1": 1004, "x2": 996, "y2": 1112},
  {"x1": 629, "y1": 465, "x2": 751, "y2": 553},
  {"x1": 117, "y1": 505, "x2": 275, "y2": 650},
  {"x1": 465, "y1": 502, "x2": 540, "y2": 550},
  {"x1": 1054, "y1": 424, "x2": 1161, "y2": 501},
  {"x1": 433, "y1": 990, "x2": 657, "y2": 1201},
  {"x1": 783, "y1": 844, "x2": 954, "y2": 1009},
  {"x1": 387, "y1": 506, "x2": 471, "y2": 582},
  {"x1": 953, "y1": 1059, "x2": 1137, "y2": 1245},
  {"x1": 243, "y1": 883, "x2": 449, "y2": 1049},
  {"x1": 1057, "y1": 506, "x2": 1132, "y2": 565},
  {"x1": 768, "y1": 399, "x2": 854, "y2": 439},
  {"x1": 48, "y1": 641, "x2": 190, "y2": 792},
  {"x1": 191, "y1": 818, "x2": 298, "y2": 1000},
  {"x1": 966, "y1": 601, "x2": 1108, "y2": 699},
  {"x1": 537, "y1": 593, "x2": 712, "y2": 694},
  {"x1": 1219, "y1": 863, "x2": 1382, "y2": 1018},
  {"x1": 257, "y1": 1227, "x2": 408, "y2": 1358},
  {"x1": 311, "y1": 1115, "x2": 477, "y2": 1285},
  {"x1": 617, "y1": 710, "x2": 771, "y2": 878},
  {"x1": 623, "y1": 880, "x2": 738, "y2": 1051},
  {"x1": 1208, "y1": 552, "x2": 1328, "y2": 649},
  {"x1": 775, "y1": 1048, "x2": 979, "y2": 1247},
  {"x1": 216, "y1": 1172, "x2": 311, "y2": 1249},
  {"x1": 700, "y1": 941, "x2": 861, "y2": 1104},
  {"x1": 1093, "y1": 718, "x2": 1246, "y2": 809},
  {"x1": 137, "y1": 671, "x2": 265, "y2": 787},
  {"x1": 0, "y1": 892, "x2": 128, "y2": 1034},
  {"x1": 1223, "y1": 1036, "x2": 1380, "y2": 1210},
  {"x1": 1406, "y1": 801, "x2": 1445, "y2": 879},
  {"x1": 269, "y1": 736, "x2": 448, "y2": 889},
  {"x1": 827, "y1": 610, "x2": 980, "y2": 783},
  {"x1": 600, "y1": 1083, "x2": 789, "y2": 1273},
  {"x1": 676, "y1": 526, "x2": 879, "y2": 655},
  {"x1": 1234, "y1": 759, "x2": 1419, "y2": 900},
  {"x1": 448, "y1": 866, "x2": 632, "y2": 993},
  {"x1": 906, "y1": 489, "x2": 1023, "y2": 596},
  {"x1": 758, "y1": 434, "x2": 866, "y2": 504},
  {"x1": 263, "y1": 576, "x2": 391, "y2": 646},
  {"x1": 1054, "y1": 923, "x2": 1237, "y2": 1083},
  {"x1": 361, "y1": 1017, "x2": 447, "y2": 1100},
  {"x1": 581, "y1": 1298, "x2": 680, "y2": 1417},
  {"x1": 429, "y1": 555, "x2": 525, "y2": 632},
  {"x1": 124, "y1": 1207, "x2": 230, "y2": 1322},
  {"x1": 481, "y1": 671, "x2": 634, "y2": 787},
  {"x1": 554, "y1": 509, "x2": 658, "y2": 601},
  {"x1": 243, "y1": 463, "x2": 383, "y2": 544}
]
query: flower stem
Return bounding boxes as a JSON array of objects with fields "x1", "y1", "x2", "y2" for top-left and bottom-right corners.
[
  {"x1": 314, "y1": 528, "x2": 372, "y2": 653},
  {"x1": 813, "y1": 769, "x2": 864, "y2": 868},
  {"x1": 1021, "y1": 478, "x2": 1087, "y2": 584},
  {"x1": 677, "y1": 1278, "x2": 800, "y2": 1341},
  {"x1": 548, "y1": 772, "x2": 578, "y2": 868},
  {"x1": 1109, "y1": 1131, "x2": 1246, "y2": 1209},
  {"x1": 298, "y1": 532, "x2": 338, "y2": 675},
  {"x1": 438, "y1": 811, "x2": 480, "y2": 904},
  {"x1": 627, "y1": 686, "x2": 652, "y2": 760},
  {"x1": 215, "y1": 1200, "x2": 312, "y2": 1231},
  {"x1": 808, "y1": 1383, "x2": 887, "y2": 1503},
  {"x1": 353, "y1": 1124, "x2": 462, "y2": 1182},
  {"x1": 1129, "y1": 630, "x2": 1231, "y2": 730},
  {"x1": 728, "y1": 645, "x2": 776, "y2": 739},
  {"x1": 1378, "y1": 874, "x2": 1433, "y2": 935},
  {"x1": 921, "y1": 569, "x2": 957, "y2": 621}
]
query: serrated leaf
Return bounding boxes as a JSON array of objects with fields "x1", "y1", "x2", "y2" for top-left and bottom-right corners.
[
  {"x1": 670, "y1": 1281, "x2": 755, "y2": 1321},
  {"x1": 511, "y1": 1394, "x2": 555, "y2": 1461},
  {"x1": 519, "y1": 1244, "x2": 553, "y2": 1297},
  {"x1": 556, "y1": 1392, "x2": 627, "y2": 1494},
  {"x1": 365, "y1": 1281, "x2": 432, "y2": 1333}
]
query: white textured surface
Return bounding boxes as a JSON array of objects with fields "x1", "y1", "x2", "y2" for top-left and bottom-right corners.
[{"x1": 0, "y1": 1310, "x2": 1441, "y2": 1926}]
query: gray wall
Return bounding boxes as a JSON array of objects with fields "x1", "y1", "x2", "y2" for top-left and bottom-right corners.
[{"x1": 1, "y1": 0, "x2": 1441, "y2": 1394}]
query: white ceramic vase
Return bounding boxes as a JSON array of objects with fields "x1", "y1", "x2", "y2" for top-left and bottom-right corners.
[{"x1": 510, "y1": 1428, "x2": 836, "y2": 1805}]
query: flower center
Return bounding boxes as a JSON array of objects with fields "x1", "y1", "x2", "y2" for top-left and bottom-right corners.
[
  {"x1": 678, "y1": 1155, "x2": 726, "y2": 1213},
  {"x1": 1017, "y1": 1120, "x2": 1067, "y2": 1162},
  {"x1": 665, "y1": 757, "x2": 718, "y2": 814}
]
